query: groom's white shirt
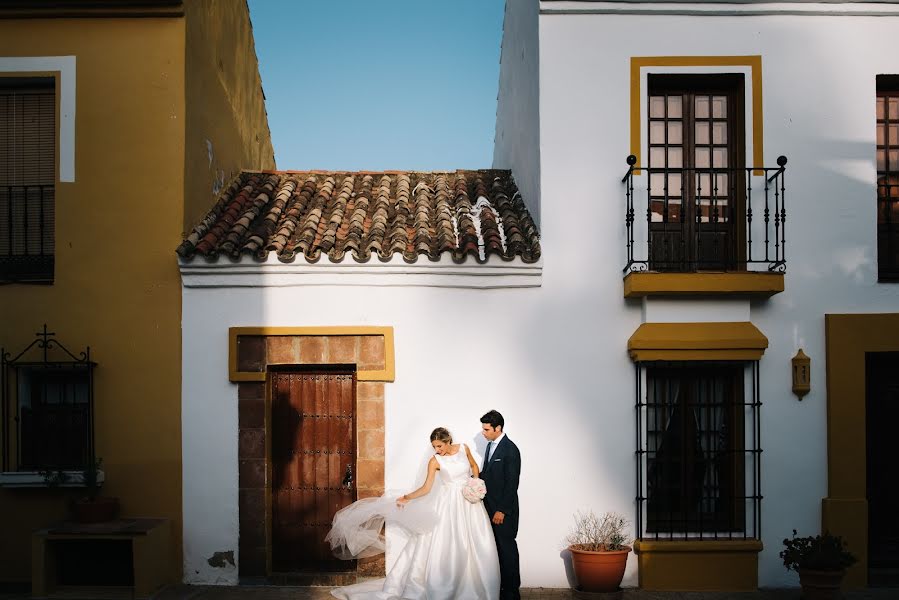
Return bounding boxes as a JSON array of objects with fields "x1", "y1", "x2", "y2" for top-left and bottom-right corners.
[{"x1": 487, "y1": 432, "x2": 505, "y2": 461}]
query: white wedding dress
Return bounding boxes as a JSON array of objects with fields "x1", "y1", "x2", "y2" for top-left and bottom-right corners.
[{"x1": 330, "y1": 445, "x2": 501, "y2": 600}]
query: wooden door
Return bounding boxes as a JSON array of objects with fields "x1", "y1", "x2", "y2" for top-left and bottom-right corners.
[
  {"x1": 271, "y1": 370, "x2": 356, "y2": 573},
  {"x1": 867, "y1": 352, "x2": 899, "y2": 582}
]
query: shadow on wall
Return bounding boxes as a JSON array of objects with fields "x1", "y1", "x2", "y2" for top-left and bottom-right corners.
[{"x1": 560, "y1": 548, "x2": 576, "y2": 588}]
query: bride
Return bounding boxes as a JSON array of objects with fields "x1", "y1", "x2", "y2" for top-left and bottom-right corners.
[{"x1": 326, "y1": 427, "x2": 501, "y2": 600}]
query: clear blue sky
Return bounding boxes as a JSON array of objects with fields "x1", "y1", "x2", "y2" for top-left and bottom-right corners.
[{"x1": 247, "y1": 0, "x2": 506, "y2": 171}]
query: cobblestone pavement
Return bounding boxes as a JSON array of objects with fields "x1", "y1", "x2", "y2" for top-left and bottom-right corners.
[{"x1": 3, "y1": 584, "x2": 898, "y2": 600}]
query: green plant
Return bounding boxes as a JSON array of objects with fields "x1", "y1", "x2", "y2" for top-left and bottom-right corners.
[
  {"x1": 39, "y1": 467, "x2": 69, "y2": 487},
  {"x1": 81, "y1": 456, "x2": 103, "y2": 499},
  {"x1": 780, "y1": 529, "x2": 857, "y2": 572},
  {"x1": 565, "y1": 510, "x2": 631, "y2": 552}
]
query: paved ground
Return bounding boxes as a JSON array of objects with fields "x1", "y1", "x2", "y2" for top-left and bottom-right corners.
[
  {"x1": 149, "y1": 585, "x2": 899, "y2": 600},
  {"x1": 4, "y1": 584, "x2": 899, "y2": 600},
  {"x1": 153, "y1": 584, "x2": 899, "y2": 600}
]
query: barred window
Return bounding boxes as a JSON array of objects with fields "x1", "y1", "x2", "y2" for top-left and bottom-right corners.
[
  {"x1": 877, "y1": 76, "x2": 899, "y2": 281},
  {"x1": 0, "y1": 77, "x2": 55, "y2": 283},
  {"x1": 17, "y1": 366, "x2": 91, "y2": 470},
  {"x1": 636, "y1": 361, "x2": 761, "y2": 539},
  {"x1": 1, "y1": 328, "x2": 94, "y2": 472}
]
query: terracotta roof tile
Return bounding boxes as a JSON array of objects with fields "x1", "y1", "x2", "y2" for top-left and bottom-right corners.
[{"x1": 178, "y1": 170, "x2": 541, "y2": 264}]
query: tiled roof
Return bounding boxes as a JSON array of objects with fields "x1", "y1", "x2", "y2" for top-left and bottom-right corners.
[{"x1": 177, "y1": 170, "x2": 541, "y2": 264}]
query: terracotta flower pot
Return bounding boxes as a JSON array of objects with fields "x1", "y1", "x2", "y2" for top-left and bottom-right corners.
[
  {"x1": 798, "y1": 568, "x2": 845, "y2": 600},
  {"x1": 71, "y1": 496, "x2": 120, "y2": 523},
  {"x1": 569, "y1": 545, "x2": 631, "y2": 593}
]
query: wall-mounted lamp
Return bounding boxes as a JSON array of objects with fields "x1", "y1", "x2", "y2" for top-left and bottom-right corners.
[{"x1": 792, "y1": 349, "x2": 811, "y2": 400}]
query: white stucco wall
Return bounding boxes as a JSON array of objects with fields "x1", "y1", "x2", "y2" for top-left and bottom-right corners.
[
  {"x1": 537, "y1": 7, "x2": 899, "y2": 588},
  {"x1": 494, "y1": 0, "x2": 542, "y2": 224},
  {"x1": 182, "y1": 270, "x2": 648, "y2": 587}
]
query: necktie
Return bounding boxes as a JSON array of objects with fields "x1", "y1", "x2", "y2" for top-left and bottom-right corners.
[{"x1": 483, "y1": 441, "x2": 493, "y2": 472}]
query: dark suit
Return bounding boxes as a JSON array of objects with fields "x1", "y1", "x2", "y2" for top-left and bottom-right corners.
[{"x1": 481, "y1": 435, "x2": 521, "y2": 600}]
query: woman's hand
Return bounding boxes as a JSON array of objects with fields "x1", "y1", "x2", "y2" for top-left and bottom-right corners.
[{"x1": 397, "y1": 456, "x2": 439, "y2": 507}]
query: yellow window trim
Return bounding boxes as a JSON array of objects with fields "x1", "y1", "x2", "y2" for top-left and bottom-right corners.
[
  {"x1": 630, "y1": 56, "x2": 763, "y2": 173},
  {"x1": 633, "y1": 539, "x2": 762, "y2": 592},
  {"x1": 228, "y1": 326, "x2": 395, "y2": 382},
  {"x1": 628, "y1": 321, "x2": 768, "y2": 362},
  {"x1": 634, "y1": 539, "x2": 763, "y2": 553},
  {"x1": 623, "y1": 272, "x2": 784, "y2": 298}
]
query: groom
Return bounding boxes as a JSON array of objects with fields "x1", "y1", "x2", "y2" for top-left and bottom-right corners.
[{"x1": 480, "y1": 410, "x2": 521, "y2": 600}]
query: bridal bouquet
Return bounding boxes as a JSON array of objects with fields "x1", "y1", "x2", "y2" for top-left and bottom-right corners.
[{"x1": 462, "y1": 477, "x2": 487, "y2": 503}]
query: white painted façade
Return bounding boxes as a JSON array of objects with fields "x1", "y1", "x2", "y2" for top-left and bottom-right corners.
[{"x1": 180, "y1": 0, "x2": 899, "y2": 591}]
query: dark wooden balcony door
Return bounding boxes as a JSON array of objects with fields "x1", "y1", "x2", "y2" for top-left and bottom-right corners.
[
  {"x1": 867, "y1": 352, "x2": 899, "y2": 584},
  {"x1": 877, "y1": 86, "x2": 899, "y2": 281},
  {"x1": 270, "y1": 370, "x2": 356, "y2": 573},
  {"x1": 647, "y1": 74, "x2": 745, "y2": 271}
]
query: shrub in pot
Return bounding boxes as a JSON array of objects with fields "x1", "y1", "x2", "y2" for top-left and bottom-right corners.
[
  {"x1": 780, "y1": 529, "x2": 857, "y2": 600},
  {"x1": 71, "y1": 457, "x2": 120, "y2": 523},
  {"x1": 565, "y1": 511, "x2": 631, "y2": 593}
]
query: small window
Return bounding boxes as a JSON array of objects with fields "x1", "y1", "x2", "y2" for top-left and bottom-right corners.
[
  {"x1": 17, "y1": 365, "x2": 91, "y2": 470},
  {"x1": 0, "y1": 77, "x2": 56, "y2": 283},
  {"x1": 877, "y1": 76, "x2": 899, "y2": 281},
  {"x1": 1, "y1": 328, "x2": 94, "y2": 472},
  {"x1": 637, "y1": 361, "x2": 761, "y2": 539}
]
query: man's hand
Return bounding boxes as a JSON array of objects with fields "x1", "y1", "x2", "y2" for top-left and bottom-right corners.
[{"x1": 492, "y1": 511, "x2": 505, "y2": 525}]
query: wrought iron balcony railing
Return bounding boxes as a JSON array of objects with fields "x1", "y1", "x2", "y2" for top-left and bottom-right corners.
[
  {"x1": 878, "y1": 174, "x2": 899, "y2": 281},
  {"x1": 622, "y1": 156, "x2": 787, "y2": 273},
  {"x1": 0, "y1": 184, "x2": 55, "y2": 282}
]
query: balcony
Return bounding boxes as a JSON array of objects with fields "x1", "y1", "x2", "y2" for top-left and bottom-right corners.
[
  {"x1": 621, "y1": 155, "x2": 787, "y2": 298},
  {"x1": 0, "y1": 184, "x2": 55, "y2": 283}
]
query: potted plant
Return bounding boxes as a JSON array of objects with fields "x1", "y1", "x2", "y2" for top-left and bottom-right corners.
[
  {"x1": 565, "y1": 510, "x2": 632, "y2": 593},
  {"x1": 39, "y1": 467, "x2": 70, "y2": 487},
  {"x1": 70, "y1": 457, "x2": 120, "y2": 523},
  {"x1": 780, "y1": 529, "x2": 857, "y2": 600}
]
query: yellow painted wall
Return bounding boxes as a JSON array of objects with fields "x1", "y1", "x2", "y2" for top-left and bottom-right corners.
[
  {"x1": 0, "y1": 17, "x2": 186, "y2": 583},
  {"x1": 183, "y1": 0, "x2": 275, "y2": 233},
  {"x1": 823, "y1": 313, "x2": 899, "y2": 588}
]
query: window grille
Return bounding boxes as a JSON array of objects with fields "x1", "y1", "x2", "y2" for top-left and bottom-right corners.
[
  {"x1": 0, "y1": 77, "x2": 55, "y2": 283},
  {"x1": 1, "y1": 326, "x2": 95, "y2": 472},
  {"x1": 635, "y1": 361, "x2": 762, "y2": 540}
]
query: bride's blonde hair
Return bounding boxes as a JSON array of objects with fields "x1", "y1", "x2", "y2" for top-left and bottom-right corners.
[{"x1": 430, "y1": 427, "x2": 453, "y2": 444}]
